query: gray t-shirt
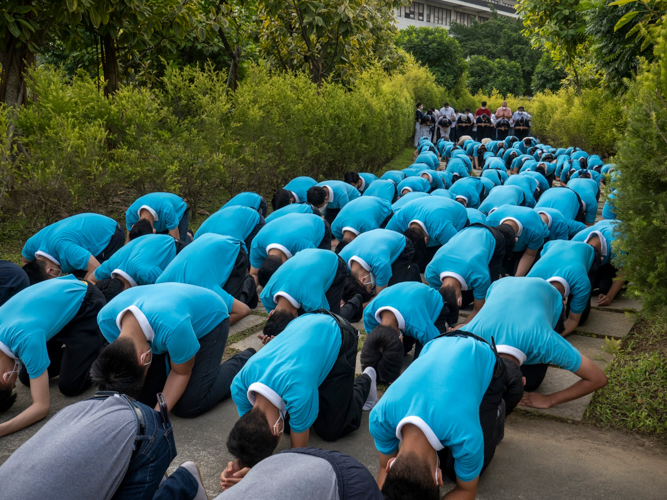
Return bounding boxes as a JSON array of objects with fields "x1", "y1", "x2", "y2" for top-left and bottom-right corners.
[
  {"x1": 216, "y1": 452, "x2": 339, "y2": 500},
  {"x1": 0, "y1": 396, "x2": 137, "y2": 500}
]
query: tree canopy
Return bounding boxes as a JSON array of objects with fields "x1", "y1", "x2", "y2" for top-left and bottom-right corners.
[{"x1": 467, "y1": 55, "x2": 525, "y2": 96}]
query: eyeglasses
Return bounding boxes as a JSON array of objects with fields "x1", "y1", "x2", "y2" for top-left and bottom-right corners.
[
  {"x1": 3, "y1": 360, "x2": 20, "y2": 384},
  {"x1": 140, "y1": 348, "x2": 152, "y2": 367}
]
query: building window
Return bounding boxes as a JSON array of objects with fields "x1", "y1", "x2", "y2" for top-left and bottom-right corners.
[
  {"x1": 416, "y1": 2, "x2": 424, "y2": 21},
  {"x1": 478, "y1": 16, "x2": 488, "y2": 23},
  {"x1": 444, "y1": 9, "x2": 451, "y2": 26},
  {"x1": 454, "y1": 11, "x2": 472, "y2": 26},
  {"x1": 427, "y1": 6, "x2": 446, "y2": 24},
  {"x1": 427, "y1": 5, "x2": 432, "y2": 22},
  {"x1": 403, "y1": 4, "x2": 415, "y2": 19}
]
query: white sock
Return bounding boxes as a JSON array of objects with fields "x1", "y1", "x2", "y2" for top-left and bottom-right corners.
[{"x1": 363, "y1": 366, "x2": 378, "y2": 411}]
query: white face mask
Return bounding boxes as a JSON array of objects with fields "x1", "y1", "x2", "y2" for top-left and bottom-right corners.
[
  {"x1": 319, "y1": 202, "x2": 328, "y2": 213},
  {"x1": 502, "y1": 105, "x2": 507, "y2": 109},
  {"x1": 273, "y1": 414, "x2": 284, "y2": 437}
]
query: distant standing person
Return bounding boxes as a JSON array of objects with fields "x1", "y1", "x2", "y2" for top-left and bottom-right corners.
[
  {"x1": 475, "y1": 101, "x2": 491, "y2": 118},
  {"x1": 456, "y1": 108, "x2": 474, "y2": 139},
  {"x1": 512, "y1": 106, "x2": 532, "y2": 140},
  {"x1": 414, "y1": 102, "x2": 424, "y2": 148},
  {"x1": 495, "y1": 101, "x2": 512, "y2": 121},
  {"x1": 439, "y1": 103, "x2": 457, "y2": 141}
]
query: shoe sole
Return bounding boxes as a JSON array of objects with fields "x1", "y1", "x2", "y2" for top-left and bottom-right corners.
[{"x1": 192, "y1": 462, "x2": 209, "y2": 500}]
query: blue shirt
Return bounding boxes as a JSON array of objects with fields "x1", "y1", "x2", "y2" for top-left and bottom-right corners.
[
  {"x1": 521, "y1": 170, "x2": 549, "y2": 193},
  {"x1": 97, "y1": 283, "x2": 229, "y2": 364},
  {"x1": 339, "y1": 229, "x2": 406, "y2": 288},
  {"x1": 156, "y1": 234, "x2": 241, "y2": 310},
  {"x1": 0, "y1": 276, "x2": 88, "y2": 378},
  {"x1": 316, "y1": 181, "x2": 361, "y2": 209},
  {"x1": 222, "y1": 192, "x2": 263, "y2": 212},
  {"x1": 466, "y1": 277, "x2": 580, "y2": 371},
  {"x1": 397, "y1": 176, "x2": 430, "y2": 195},
  {"x1": 449, "y1": 178, "x2": 483, "y2": 209},
  {"x1": 363, "y1": 282, "x2": 442, "y2": 345},
  {"x1": 362, "y1": 180, "x2": 397, "y2": 203},
  {"x1": 602, "y1": 194, "x2": 616, "y2": 220},
  {"x1": 567, "y1": 178, "x2": 599, "y2": 224},
  {"x1": 478, "y1": 185, "x2": 524, "y2": 215},
  {"x1": 420, "y1": 171, "x2": 445, "y2": 190},
  {"x1": 260, "y1": 249, "x2": 340, "y2": 313},
  {"x1": 370, "y1": 336, "x2": 496, "y2": 481},
  {"x1": 425, "y1": 226, "x2": 495, "y2": 300},
  {"x1": 465, "y1": 276, "x2": 575, "y2": 360},
  {"x1": 528, "y1": 240, "x2": 594, "y2": 314},
  {"x1": 466, "y1": 208, "x2": 487, "y2": 225},
  {"x1": 415, "y1": 152, "x2": 439, "y2": 170},
  {"x1": 505, "y1": 175, "x2": 538, "y2": 208},
  {"x1": 481, "y1": 169, "x2": 507, "y2": 187},
  {"x1": 93, "y1": 234, "x2": 176, "y2": 286},
  {"x1": 380, "y1": 170, "x2": 406, "y2": 185},
  {"x1": 284, "y1": 177, "x2": 317, "y2": 203},
  {"x1": 359, "y1": 173, "x2": 379, "y2": 193},
  {"x1": 250, "y1": 214, "x2": 325, "y2": 269},
  {"x1": 391, "y1": 192, "x2": 429, "y2": 214},
  {"x1": 22, "y1": 214, "x2": 118, "y2": 273},
  {"x1": 572, "y1": 220, "x2": 619, "y2": 266},
  {"x1": 386, "y1": 196, "x2": 467, "y2": 247},
  {"x1": 430, "y1": 189, "x2": 455, "y2": 200},
  {"x1": 445, "y1": 160, "x2": 470, "y2": 179},
  {"x1": 486, "y1": 205, "x2": 549, "y2": 252},
  {"x1": 231, "y1": 314, "x2": 342, "y2": 433},
  {"x1": 535, "y1": 188, "x2": 582, "y2": 223},
  {"x1": 125, "y1": 193, "x2": 187, "y2": 232},
  {"x1": 195, "y1": 206, "x2": 260, "y2": 244},
  {"x1": 265, "y1": 203, "x2": 316, "y2": 223},
  {"x1": 332, "y1": 197, "x2": 393, "y2": 240}
]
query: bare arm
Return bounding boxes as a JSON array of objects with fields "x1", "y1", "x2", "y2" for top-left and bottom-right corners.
[
  {"x1": 443, "y1": 476, "x2": 479, "y2": 500},
  {"x1": 229, "y1": 299, "x2": 251, "y2": 325},
  {"x1": 83, "y1": 255, "x2": 101, "y2": 282},
  {"x1": 561, "y1": 311, "x2": 582, "y2": 337},
  {"x1": 520, "y1": 355, "x2": 607, "y2": 409},
  {"x1": 159, "y1": 357, "x2": 195, "y2": 412},
  {"x1": 377, "y1": 451, "x2": 397, "y2": 488},
  {"x1": 168, "y1": 227, "x2": 180, "y2": 240},
  {"x1": 515, "y1": 248, "x2": 538, "y2": 277},
  {"x1": 0, "y1": 372, "x2": 50, "y2": 437},
  {"x1": 462, "y1": 298, "x2": 485, "y2": 324},
  {"x1": 290, "y1": 429, "x2": 309, "y2": 448},
  {"x1": 598, "y1": 270, "x2": 625, "y2": 306},
  {"x1": 249, "y1": 267, "x2": 259, "y2": 286}
]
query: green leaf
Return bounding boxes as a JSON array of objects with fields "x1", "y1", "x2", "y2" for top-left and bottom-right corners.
[
  {"x1": 197, "y1": 26, "x2": 205, "y2": 41},
  {"x1": 7, "y1": 21, "x2": 21, "y2": 38},
  {"x1": 614, "y1": 11, "x2": 639, "y2": 31},
  {"x1": 13, "y1": 5, "x2": 33, "y2": 14},
  {"x1": 89, "y1": 7, "x2": 102, "y2": 29},
  {"x1": 16, "y1": 18, "x2": 35, "y2": 33},
  {"x1": 609, "y1": 0, "x2": 638, "y2": 6}
]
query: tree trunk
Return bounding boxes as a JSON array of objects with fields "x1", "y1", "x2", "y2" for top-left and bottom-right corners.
[
  {"x1": 571, "y1": 63, "x2": 582, "y2": 95},
  {"x1": 101, "y1": 34, "x2": 119, "y2": 97},
  {"x1": 0, "y1": 36, "x2": 33, "y2": 107}
]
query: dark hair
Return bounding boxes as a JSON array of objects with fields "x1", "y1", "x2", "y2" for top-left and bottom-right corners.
[
  {"x1": 403, "y1": 227, "x2": 427, "y2": 266},
  {"x1": 578, "y1": 170, "x2": 592, "y2": 179},
  {"x1": 361, "y1": 325, "x2": 404, "y2": 383},
  {"x1": 481, "y1": 101, "x2": 487, "y2": 107},
  {"x1": 343, "y1": 275, "x2": 372, "y2": 303},
  {"x1": 271, "y1": 189, "x2": 294, "y2": 211},
  {"x1": 227, "y1": 407, "x2": 278, "y2": 468},
  {"x1": 306, "y1": 186, "x2": 327, "y2": 207},
  {"x1": 443, "y1": 102, "x2": 449, "y2": 106},
  {"x1": 335, "y1": 237, "x2": 352, "y2": 254},
  {"x1": 381, "y1": 452, "x2": 439, "y2": 500},
  {"x1": 263, "y1": 309, "x2": 296, "y2": 338},
  {"x1": 535, "y1": 165, "x2": 547, "y2": 176},
  {"x1": 578, "y1": 157, "x2": 588, "y2": 169},
  {"x1": 258, "y1": 255, "x2": 283, "y2": 287},
  {"x1": 502, "y1": 358, "x2": 525, "y2": 415},
  {"x1": 89, "y1": 338, "x2": 145, "y2": 398},
  {"x1": 416, "y1": 102, "x2": 422, "y2": 108},
  {"x1": 496, "y1": 223, "x2": 517, "y2": 259},
  {"x1": 0, "y1": 386, "x2": 17, "y2": 413},
  {"x1": 344, "y1": 171, "x2": 360, "y2": 185},
  {"x1": 22, "y1": 260, "x2": 49, "y2": 285},
  {"x1": 95, "y1": 278, "x2": 125, "y2": 302},
  {"x1": 439, "y1": 285, "x2": 460, "y2": 328},
  {"x1": 129, "y1": 219, "x2": 153, "y2": 241}
]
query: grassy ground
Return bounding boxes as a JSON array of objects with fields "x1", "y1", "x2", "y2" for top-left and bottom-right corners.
[
  {"x1": 585, "y1": 316, "x2": 667, "y2": 437},
  {"x1": 378, "y1": 146, "x2": 415, "y2": 175}
]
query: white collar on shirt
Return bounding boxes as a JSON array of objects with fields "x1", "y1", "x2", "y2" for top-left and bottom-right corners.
[{"x1": 116, "y1": 306, "x2": 155, "y2": 342}]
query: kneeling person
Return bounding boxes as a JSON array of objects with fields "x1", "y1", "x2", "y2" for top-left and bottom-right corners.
[{"x1": 93, "y1": 283, "x2": 254, "y2": 417}]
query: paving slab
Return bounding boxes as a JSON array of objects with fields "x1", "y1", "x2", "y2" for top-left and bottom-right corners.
[
  {"x1": 228, "y1": 314, "x2": 265, "y2": 336},
  {"x1": 518, "y1": 366, "x2": 592, "y2": 421},
  {"x1": 350, "y1": 321, "x2": 365, "y2": 333},
  {"x1": 229, "y1": 334, "x2": 265, "y2": 352},
  {"x1": 591, "y1": 294, "x2": 642, "y2": 313},
  {"x1": 574, "y1": 309, "x2": 635, "y2": 338},
  {"x1": 567, "y1": 334, "x2": 615, "y2": 370},
  {"x1": 251, "y1": 302, "x2": 266, "y2": 314}
]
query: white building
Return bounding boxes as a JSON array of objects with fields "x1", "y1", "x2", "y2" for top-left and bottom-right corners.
[{"x1": 395, "y1": 0, "x2": 517, "y2": 29}]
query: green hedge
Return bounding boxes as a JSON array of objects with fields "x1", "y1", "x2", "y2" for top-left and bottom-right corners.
[{"x1": 0, "y1": 62, "x2": 431, "y2": 227}]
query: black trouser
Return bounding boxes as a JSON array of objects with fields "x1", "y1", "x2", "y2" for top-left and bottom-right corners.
[
  {"x1": 223, "y1": 246, "x2": 249, "y2": 300},
  {"x1": 416, "y1": 244, "x2": 440, "y2": 274},
  {"x1": 97, "y1": 223, "x2": 125, "y2": 263},
  {"x1": 19, "y1": 284, "x2": 107, "y2": 396},
  {"x1": 138, "y1": 319, "x2": 254, "y2": 416},
  {"x1": 324, "y1": 208, "x2": 340, "y2": 226},
  {"x1": 257, "y1": 196, "x2": 268, "y2": 218},
  {"x1": 318, "y1": 219, "x2": 334, "y2": 251},
  {"x1": 573, "y1": 191, "x2": 587, "y2": 224},
  {"x1": 244, "y1": 216, "x2": 266, "y2": 263},
  {"x1": 546, "y1": 173, "x2": 555, "y2": 187},
  {"x1": 497, "y1": 128, "x2": 509, "y2": 140},
  {"x1": 312, "y1": 322, "x2": 371, "y2": 441},
  {"x1": 325, "y1": 256, "x2": 348, "y2": 315},
  {"x1": 156, "y1": 208, "x2": 192, "y2": 243},
  {"x1": 380, "y1": 213, "x2": 393, "y2": 228},
  {"x1": 565, "y1": 293, "x2": 592, "y2": 326},
  {"x1": 515, "y1": 127, "x2": 529, "y2": 140},
  {"x1": 521, "y1": 363, "x2": 549, "y2": 392},
  {"x1": 594, "y1": 263, "x2": 618, "y2": 295},
  {"x1": 440, "y1": 369, "x2": 507, "y2": 481},
  {"x1": 388, "y1": 239, "x2": 422, "y2": 285}
]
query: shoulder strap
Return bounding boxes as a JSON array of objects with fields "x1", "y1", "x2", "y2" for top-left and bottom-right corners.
[
  {"x1": 312, "y1": 309, "x2": 359, "y2": 339},
  {"x1": 433, "y1": 330, "x2": 504, "y2": 379}
]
